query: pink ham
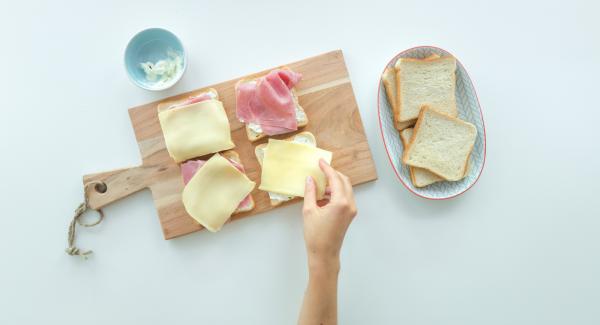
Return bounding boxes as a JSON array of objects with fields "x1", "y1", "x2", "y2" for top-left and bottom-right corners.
[
  {"x1": 181, "y1": 160, "x2": 207, "y2": 185},
  {"x1": 236, "y1": 69, "x2": 302, "y2": 135},
  {"x1": 235, "y1": 82, "x2": 262, "y2": 123},
  {"x1": 168, "y1": 92, "x2": 213, "y2": 109},
  {"x1": 181, "y1": 157, "x2": 252, "y2": 210}
]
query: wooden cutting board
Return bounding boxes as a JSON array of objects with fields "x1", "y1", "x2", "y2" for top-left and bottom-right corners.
[{"x1": 83, "y1": 50, "x2": 377, "y2": 239}]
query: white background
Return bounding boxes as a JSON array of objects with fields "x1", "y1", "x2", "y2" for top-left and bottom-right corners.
[{"x1": 1, "y1": 0, "x2": 599, "y2": 324}]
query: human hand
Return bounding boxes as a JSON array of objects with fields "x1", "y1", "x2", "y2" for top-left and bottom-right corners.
[{"x1": 303, "y1": 159, "x2": 357, "y2": 273}]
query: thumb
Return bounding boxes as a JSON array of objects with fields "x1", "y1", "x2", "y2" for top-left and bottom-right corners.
[{"x1": 303, "y1": 176, "x2": 317, "y2": 211}]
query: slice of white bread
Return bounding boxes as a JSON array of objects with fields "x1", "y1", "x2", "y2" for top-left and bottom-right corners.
[
  {"x1": 403, "y1": 107, "x2": 476, "y2": 181},
  {"x1": 394, "y1": 56, "x2": 457, "y2": 122},
  {"x1": 382, "y1": 54, "x2": 440, "y2": 130},
  {"x1": 401, "y1": 128, "x2": 472, "y2": 186},
  {"x1": 236, "y1": 67, "x2": 308, "y2": 142},
  {"x1": 399, "y1": 128, "x2": 443, "y2": 187},
  {"x1": 382, "y1": 68, "x2": 415, "y2": 130},
  {"x1": 221, "y1": 150, "x2": 255, "y2": 213},
  {"x1": 255, "y1": 131, "x2": 316, "y2": 206}
]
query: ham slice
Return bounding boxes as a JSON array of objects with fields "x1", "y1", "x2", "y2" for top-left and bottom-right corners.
[
  {"x1": 236, "y1": 69, "x2": 302, "y2": 135},
  {"x1": 168, "y1": 92, "x2": 214, "y2": 109},
  {"x1": 181, "y1": 157, "x2": 253, "y2": 210}
]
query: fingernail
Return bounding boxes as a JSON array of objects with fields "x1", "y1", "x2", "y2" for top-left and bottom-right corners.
[{"x1": 306, "y1": 176, "x2": 312, "y2": 184}]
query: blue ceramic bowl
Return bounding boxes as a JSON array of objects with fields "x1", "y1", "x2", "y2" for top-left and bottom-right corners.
[{"x1": 124, "y1": 28, "x2": 187, "y2": 91}]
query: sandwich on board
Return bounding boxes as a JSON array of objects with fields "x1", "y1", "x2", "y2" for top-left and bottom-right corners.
[
  {"x1": 155, "y1": 70, "x2": 332, "y2": 231},
  {"x1": 255, "y1": 132, "x2": 330, "y2": 206},
  {"x1": 257, "y1": 131, "x2": 332, "y2": 205},
  {"x1": 180, "y1": 151, "x2": 255, "y2": 232},
  {"x1": 157, "y1": 89, "x2": 256, "y2": 232},
  {"x1": 157, "y1": 88, "x2": 235, "y2": 163},
  {"x1": 235, "y1": 68, "x2": 308, "y2": 141}
]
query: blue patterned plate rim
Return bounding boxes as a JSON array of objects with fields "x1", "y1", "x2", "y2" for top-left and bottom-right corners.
[{"x1": 377, "y1": 45, "x2": 487, "y2": 200}]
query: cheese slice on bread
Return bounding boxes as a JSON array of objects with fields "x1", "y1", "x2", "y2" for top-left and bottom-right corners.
[
  {"x1": 255, "y1": 132, "x2": 317, "y2": 206},
  {"x1": 158, "y1": 88, "x2": 235, "y2": 162},
  {"x1": 181, "y1": 152, "x2": 255, "y2": 232},
  {"x1": 403, "y1": 108, "x2": 476, "y2": 181},
  {"x1": 257, "y1": 132, "x2": 331, "y2": 203}
]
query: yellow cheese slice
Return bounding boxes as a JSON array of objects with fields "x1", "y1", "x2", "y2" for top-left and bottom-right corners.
[
  {"x1": 259, "y1": 139, "x2": 332, "y2": 199},
  {"x1": 158, "y1": 99, "x2": 235, "y2": 162},
  {"x1": 182, "y1": 153, "x2": 255, "y2": 232}
]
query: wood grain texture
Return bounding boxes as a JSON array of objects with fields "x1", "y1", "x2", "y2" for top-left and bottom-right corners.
[{"x1": 83, "y1": 50, "x2": 377, "y2": 239}]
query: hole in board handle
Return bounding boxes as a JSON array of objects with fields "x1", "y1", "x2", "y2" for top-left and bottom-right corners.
[{"x1": 94, "y1": 182, "x2": 107, "y2": 194}]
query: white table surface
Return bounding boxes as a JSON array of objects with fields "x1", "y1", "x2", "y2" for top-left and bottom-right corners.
[{"x1": 2, "y1": 0, "x2": 600, "y2": 324}]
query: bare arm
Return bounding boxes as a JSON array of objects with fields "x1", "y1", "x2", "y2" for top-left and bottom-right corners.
[{"x1": 298, "y1": 159, "x2": 357, "y2": 325}]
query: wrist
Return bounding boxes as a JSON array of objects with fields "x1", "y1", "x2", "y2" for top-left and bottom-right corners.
[{"x1": 308, "y1": 255, "x2": 340, "y2": 276}]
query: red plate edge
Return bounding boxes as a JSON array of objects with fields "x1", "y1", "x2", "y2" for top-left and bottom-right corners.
[{"x1": 377, "y1": 45, "x2": 487, "y2": 200}]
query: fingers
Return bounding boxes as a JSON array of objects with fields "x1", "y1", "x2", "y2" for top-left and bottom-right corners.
[
  {"x1": 316, "y1": 198, "x2": 330, "y2": 207},
  {"x1": 337, "y1": 171, "x2": 353, "y2": 198},
  {"x1": 336, "y1": 171, "x2": 357, "y2": 217},
  {"x1": 319, "y1": 159, "x2": 345, "y2": 199},
  {"x1": 303, "y1": 176, "x2": 317, "y2": 212}
]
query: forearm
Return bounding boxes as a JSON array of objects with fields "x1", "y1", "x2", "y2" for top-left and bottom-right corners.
[{"x1": 298, "y1": 258, "x2": 340, "y2": 325}]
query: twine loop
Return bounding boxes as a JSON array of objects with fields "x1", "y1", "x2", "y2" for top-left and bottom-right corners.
[{"x1": 65, "y1": 181, "x2": 106, "y2": 259}]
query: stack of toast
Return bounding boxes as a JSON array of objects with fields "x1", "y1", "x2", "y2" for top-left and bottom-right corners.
[{"x1": 383, "y1": 54, "x2": 477, "y2": 188}]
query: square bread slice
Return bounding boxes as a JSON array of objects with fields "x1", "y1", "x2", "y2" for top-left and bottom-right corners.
[
  {"x1": 382, "y1": 54, "x2": 440, "y2": 131},
  {"x1": 403, "y1": 108, "x2": 476, "y2": 181},
  {"x1": 394, "y1": 56, "x2": 457, "y2": 122},
  {"x1": 382, "y1": 68, "x2": 415, "y2": 130},
  {"x1": 399, "y1": 128, "x2": 443, "y2": 187}
]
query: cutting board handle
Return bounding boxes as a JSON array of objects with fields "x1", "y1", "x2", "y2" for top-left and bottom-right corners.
[{"x1": 82, "y1": 166, "x2": 157, "y2": 210}]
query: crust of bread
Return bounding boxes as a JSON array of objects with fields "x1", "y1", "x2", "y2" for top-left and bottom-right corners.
[
  {"x1": 399, "y1": 129, "x2": 419, "y2": 186},
  {"x1": 254, "y1": 131, "x2": 316, "y2": 206},
  {"x1": 236, "y1": 67, "x2": 308, "y2": 142},
  {"x1": 395, "y1": 55, "x2": 456, "y2": 123},
  {"x1": 220, "y1": 150, "x2": 255, "y2": 213},
  {"x1": 157, "y1": 88, "x2": 219, "y2": 113},
  {"x1": 399, "y1": 128, "x2": 442, "y2": 187},
  {"x1": 383, "y1": 54, "x2": 439, "y2": 130},
  {"x1": 402, "y1": 107, "x2": 474, "y2": 181},
  {"x1": 395, "y1": 118, "x2": 416, "y2": 130}
]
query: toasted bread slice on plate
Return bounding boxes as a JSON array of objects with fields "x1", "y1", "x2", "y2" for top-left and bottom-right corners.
[
  {"x1": 399, "y1": 128, "x2": 443, "y2": 187},
  {"x1": 402, "y1": 108, "x2": 476, "y2": 181},
  {"x1": 383, "y1": 54, "x2": 440, "y2": 131},
  {"x1": 395, "y1": 56, "x2": 457, "y2": 122}
]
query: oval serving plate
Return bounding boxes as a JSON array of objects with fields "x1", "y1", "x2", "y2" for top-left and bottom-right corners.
[{"x1": 377, "y1": 46, "x2": 486, "y2": 199}]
